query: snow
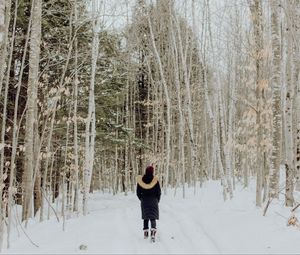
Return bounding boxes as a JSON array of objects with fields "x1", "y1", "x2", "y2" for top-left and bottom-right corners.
[{"x1": 3, "y1": 179, "x2": 300, "y2": 254}]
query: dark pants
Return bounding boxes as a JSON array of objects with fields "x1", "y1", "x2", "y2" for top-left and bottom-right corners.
[{"x1": 143, "y1": 219, "x2": 156, "y2": 230}]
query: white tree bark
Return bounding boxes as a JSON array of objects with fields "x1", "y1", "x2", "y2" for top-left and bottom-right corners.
[
  {"x1": 173, "y1": 13, "x2": 197, "y2": 188},
  {"x1": 148, "y1": 15, "x2": 171, "y2": 193},
  {"x1": 217, "y1": 74, "x2": 233, "y2": 199},
  {"x1": 83, "y1": 1, "x2": 98, "y2": 215},
  {"x1": 269, "y1": 0, "x2": 282, "y2": 200},
  {"x1": 0, "y1": 0, "x2": 15, "y2": 250},
  {"x1": 249, "y1": 0, "x2": 265, "y2": 206},
  {"x1": 199, "y1": 1, "x2": 228, "y2": 197},
  {"x1": 0, "y1": 0, "x2": 11, "y2": 95},
  {"x1": 7, "y1": 0, "x2": 33, "y2": 247},
  {"x1": 62, "y1": 104, "x2": 72, "y2": 230},
  {"x1": 284, "y1": 0, "x2": 294, "y2": 206},
  {"x1": 205, "y1": 0, "x2": 232, "y2": 198},
  {"x1": 170, "y1": 18, "x2": 186, "y2": 198},
  {"x1": 73, "y1": 0, "x2": 80, "y2": 211},
  {"x1": 291, "y1": 1, "x2": 300, "y2": 191},
  {"x1": 23, "y1": 0, "x2": 42, "y2": 220},
  {"x1": 203, "y1": 69, "x2": 228, "y2": 200},
  {"x1": 0, "y1": 0, "x2": 4, "y2": 46},
  {"x1": 282, "y1": 0, "x2": 297, "y2": 207},
  {"x1": 228, "y1": 52, "x2": 236, "y2": 191}
]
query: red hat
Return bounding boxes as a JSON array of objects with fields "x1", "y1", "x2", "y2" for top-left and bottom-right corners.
[{"x1": 145, "y1": 165, "x2": 154, "y2": 176}]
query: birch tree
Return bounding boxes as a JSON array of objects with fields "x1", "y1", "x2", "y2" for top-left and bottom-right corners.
[
  {"x1": 170, "y1": 16, "x2": 186, "y2": 197},
  {"x1": 173, "y1": 12, "x2": 197, "y2": 188},
  {"x1": 7, "y1": 0, "x2": 34, "y2": 247},
  {"x1": 0, "y1": 1, "x2": 4, "y2": 47},
  {"x1": 269, "y1": 0, "x2": 282, "y2": 200},
  {"x1": 284, "y1": 0, "x2": 294, "y2": 206},
  {"x1": 0, "y1": 0, "x2": 11, "y2": 95},
  {"x1": 23, "y1": 0, "x2": 42, "y2": 221},
  {"x1": 73, "y1": 0, "x2": 80, "y2": 212},
  {"x1": 148, "y1": 14, "x2": 171, "y2": 192},
  {"x1": 0, "y1": 0, "x2": 16, "y2": 250},
  {"x1": 249, "y1": 0, "x2": 265, "y2": 207},
  {"x1": 293, "y1": 1, "x2": 300, "y2": 192},
  {"x1": 83, "y1": 0, "x2": 98, "y2": 215}
]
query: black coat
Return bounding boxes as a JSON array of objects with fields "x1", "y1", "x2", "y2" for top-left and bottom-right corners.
[{"x1": 136, "y1": 175, "x2": 161, "y2": 220}]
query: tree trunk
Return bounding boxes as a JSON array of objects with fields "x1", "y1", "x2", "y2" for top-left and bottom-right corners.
[
  {"x1": 7, "y1": 0, "x2": 32, "y2": 245},
  {"x1": 291, "y1": 1, "x2": 300, "y2": 191},
  {"x1": 249, "y1": 0, "x2": 265, "y2": 207},
  {"x1": 269, "y1": 0, "x2": 282, "y2": 200},
  {"x1": 23, "y1": 0, "x2": 42, "y2": 221},
  {"x1": 170, "y1": 18, "x2": 186, "y2": 197},
  {"x1": 284, "y1": 0, "x2": 294, "y2": 206},
  {"x1": 174, "y1": 13, "x2": 197, "y2": 188},
  {"x1": 0, "y1": 0, "x2": 5, "y2": 47},
  {"x1": 83, "y1": 1, "x2": 98, "y2": 215},
  {"x1": 0, "y1": 0, "x2": 11, "y2": 95},
  {"x1": 73, "y1": 0, "x2": 79, "y2": 211},
  {"x1": 1, "y1": 0, "x2": 16, "y2": 249},
  {"x1": 148, "y1": 15, "x2": 171, "y2": 193}
]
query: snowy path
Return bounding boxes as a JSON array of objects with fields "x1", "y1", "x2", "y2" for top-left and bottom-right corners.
[{"x1": 3, "y1": 181, "x2": 300, "y2": 254}]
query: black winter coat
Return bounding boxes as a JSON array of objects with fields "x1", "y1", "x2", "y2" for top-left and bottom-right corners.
[{"x1": 136, "y1": 174, "x2": 161, "y2": 220}]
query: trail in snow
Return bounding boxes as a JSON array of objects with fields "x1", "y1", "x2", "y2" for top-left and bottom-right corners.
[{"x1": 3, "y1": 179, "x2": 300, "y2": 254}]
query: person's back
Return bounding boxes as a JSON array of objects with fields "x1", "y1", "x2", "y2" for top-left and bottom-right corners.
[{"x1": 136, "y1": 166, "x2": 161, "y2": 242}]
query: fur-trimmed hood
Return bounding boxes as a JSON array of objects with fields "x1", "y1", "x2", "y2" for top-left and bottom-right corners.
[{"x1": 136, "y1": 175, "x2": 159, "y2": 190}]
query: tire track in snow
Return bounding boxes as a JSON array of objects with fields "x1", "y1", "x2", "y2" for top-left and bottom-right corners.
[
  {"x1": 182, "y1": 202, "x2": 222, "y2": 253},
  {"x1": 112, "y1": 199, "x2": 145, "y2": 254},
  {"x1": 189, "y1": 211, "x2": 223, "y2": 253},
  {"x1": 76, "y1": 193, "x2": 221, "y2": 254},
  {"x1": 162, "y1": 203, "x2": 193, "y2": 242},
  {"x1": 4, "y1": 192, "x2": 222, "y2": 254},
  {"x1": 158, "y1": 204, "x2": 195, "y2": 253},
  {"x1": 114, "y1": 194, "x2": 221, "y2": 254},
  {"x1": 162, "y1": 201, "x2": 221, "y2": 254}
]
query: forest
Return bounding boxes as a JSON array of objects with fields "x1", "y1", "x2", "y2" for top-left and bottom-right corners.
[{"x1": 0, "y1": 0, "x2": 300, "y2": 251}]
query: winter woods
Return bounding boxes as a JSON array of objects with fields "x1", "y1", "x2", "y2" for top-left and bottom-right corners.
[{"x1": 0, "y1": 0, "x2": 300, "y2": 250}]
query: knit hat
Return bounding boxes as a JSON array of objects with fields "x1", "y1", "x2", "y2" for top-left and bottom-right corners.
[{"x1": 145, "y1": 165, "x2": 154, "y2": 176}]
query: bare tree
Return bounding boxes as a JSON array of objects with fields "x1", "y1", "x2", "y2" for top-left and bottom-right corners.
[
  {"x1": 269, "y1": 0, "x2": 282, "y2": 200},
  {"x1": 148, "y1": 14, "x2": 171, "y2": 193},
  {"x1": 23, "y1": 0, "x2": 42, "y2": 221},
  {"x1": 0, "y1": 0, "x2": 11, "y2": 94},
  {"x1": 248, "y1": 0, "x2": 265, "y2": 207},
  {"x1": 83, "y1": 0, "x2": 98, "y2": 215},
  {"x1": 284, "y1": 0, "x2": 295, "y2": 206},
  {"x1": 73, "y1": 0, "x2": 80, "y2": 212}
]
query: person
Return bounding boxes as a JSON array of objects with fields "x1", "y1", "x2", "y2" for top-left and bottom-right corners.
[{"x1": 136, "y1": 165, "x2": 161, "y2": 241}]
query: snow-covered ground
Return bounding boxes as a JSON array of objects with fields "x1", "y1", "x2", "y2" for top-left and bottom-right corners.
[{"x1": 3, "y1": 179, "x2": 300, "y2": 254}]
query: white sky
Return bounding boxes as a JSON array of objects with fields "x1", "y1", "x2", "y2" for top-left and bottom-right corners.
[{"x1": 86, "y1": 0, "x2": 252, "y2": 71}]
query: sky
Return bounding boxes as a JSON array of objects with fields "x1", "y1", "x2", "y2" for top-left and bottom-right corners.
[{"x1": 84, "y1": 0, "x2": 252, "y2": 72}]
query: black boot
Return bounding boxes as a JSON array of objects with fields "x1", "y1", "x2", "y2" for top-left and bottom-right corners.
[
  {"x1": 150, "y1": 228, "x2": 156, "y2": 242},
  {"x1": 144, "y1": 229, "x2": 149, "y2": 239}
]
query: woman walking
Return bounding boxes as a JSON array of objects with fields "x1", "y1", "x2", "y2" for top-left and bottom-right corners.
[{"x1": 136, "y1": 165, "x2": 161, "y2": 242}]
